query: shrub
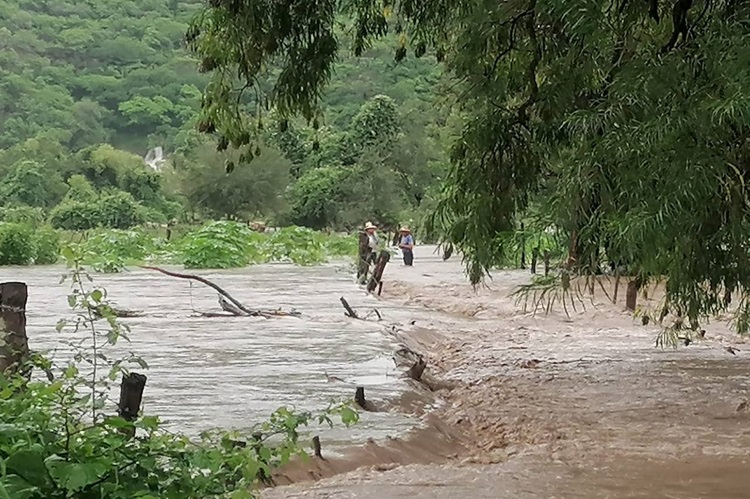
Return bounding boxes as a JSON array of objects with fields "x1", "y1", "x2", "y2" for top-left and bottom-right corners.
[
  {"x1": 0, "y1": 205, "x2": 46, "y2": 226},
  {"x1": 34, "y1": 225, "x2": 61, "y2": 264},
  {"x1": 0, "y1": 222, "x2": 36, "y2": 265},
  {"x1": 50, "y1": 191, "x2": 146, "y2": 231},
  {"x1": 178, "y1": 220, "x2": 256, "y2": 269},
  {"x1": 49, "y1": 199, "x2": 102, "y2": 231}
]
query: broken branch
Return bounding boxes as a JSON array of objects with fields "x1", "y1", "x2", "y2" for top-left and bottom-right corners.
[{"x1": 140, "y1": 266, "x2": 300, "y2": 318}]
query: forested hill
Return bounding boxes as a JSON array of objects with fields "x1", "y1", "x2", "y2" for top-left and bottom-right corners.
[{"x1": 0, "y1": 0, "x2": 442, "y2": 154}]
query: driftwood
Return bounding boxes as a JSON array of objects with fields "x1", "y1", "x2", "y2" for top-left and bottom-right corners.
[
  {"x1": 140, "y1": 266, "x2": 300, "y2": 318},
  {"x1": 340, "y1": 297, "x2": 382, "y2": 321},
  {"x1": 93, "y1": 305, "x2": 142, "y2": 319},
  {"x1": 0, "y1": 282, "x2": 29, "y2": 376}
]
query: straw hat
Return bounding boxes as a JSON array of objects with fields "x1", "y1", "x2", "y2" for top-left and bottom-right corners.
[
  {"x1": 399, "y1": 226, "x2": 411, "y2": 232},
  {"x1": 364, "y1": 221, "x2": 377, "y2": 230}
]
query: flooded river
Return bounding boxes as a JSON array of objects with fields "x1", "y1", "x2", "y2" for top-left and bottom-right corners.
[{"x1": 2, "y1": 261, "x2": 431, "y2": 446}]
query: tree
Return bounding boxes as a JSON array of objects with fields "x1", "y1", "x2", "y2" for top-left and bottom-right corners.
[
  {"x1": 179, "y1": 142, "x2": 291, "y2": 220},
  {"x1": 0, "y1": 160, "x2": 68, "y2": 208},
  {"x1": 190, "y1": 1, "x2": 750, "y2": 331}
]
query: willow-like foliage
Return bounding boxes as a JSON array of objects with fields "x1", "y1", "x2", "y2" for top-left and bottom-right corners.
[{"x1": 190, "y1": 0, "x2": 750, "y2": 331}]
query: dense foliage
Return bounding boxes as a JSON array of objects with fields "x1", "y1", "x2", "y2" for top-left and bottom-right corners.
[
  {"x1": 190, "y1": 0, "x2": 750, "y2": 331},
  {"x1": 61, "y1": 223, "x2": 357, "y2": 273},
  {"x1": 0, "y1": 258, "x2": 358, "y2": 498},
  {"x1": 1, "y1": 0, "x2": 450, "y2": 235}
]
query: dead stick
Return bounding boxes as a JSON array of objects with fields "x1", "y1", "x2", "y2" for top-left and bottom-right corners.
[
  {"x1": 140, "y1": 266, "x2": 269, "y2": 318},
  {"x1": 340, "y1": 297, "x2": 358, "y2": 319}
]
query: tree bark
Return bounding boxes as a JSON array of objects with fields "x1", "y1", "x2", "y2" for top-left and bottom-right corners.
[
  {"x1": 0, "y1": 282, "x2": 29, "y2": 376},
  {"x1": 626, "y1": 280, "x2": 638, "y2": 311},
  {"x1": 531, "y1": 247, "x2": 539, "y2": 274},
  {"x1": 118, "y1": 372, "x2": 147, "y2": 439}
]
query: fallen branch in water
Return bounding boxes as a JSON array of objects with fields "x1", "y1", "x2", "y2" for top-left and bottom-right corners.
[
  {"x1": 339, "y1": 296, "x2": 382, "y2": 321},
  {"x1": 140, "y1": 266, "x2": 300, "y2": 319}
]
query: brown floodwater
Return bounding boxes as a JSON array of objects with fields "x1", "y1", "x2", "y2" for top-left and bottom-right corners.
[
  {"x1": 1, "y1": 261, "x2": 437, "y2": 447},
  {"x1": 264, "y1": 249, "x2": 750, "y2": 498}
]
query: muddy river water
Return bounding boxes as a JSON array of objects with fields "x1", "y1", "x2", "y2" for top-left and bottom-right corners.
[
  {"x1": 5, "y1": 249, "x2": 750, "y2": 497},
  {"x1": 3, "y1": 260, "x2": 434, "y2": 446}
]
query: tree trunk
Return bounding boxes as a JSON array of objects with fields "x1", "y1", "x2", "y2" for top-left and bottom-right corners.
[
  {"x1": 626, "y1": 280, "x2": 638, "y2": 311},
  {"x1": 0, "y1": 282, "x2": 29, "y2": 376},
  {"x1": 531, "y1": 247, "x2": 539, "y2": 274},
  {"x1": 519, "y1": 222, "x2": 526, "y2": 269}
]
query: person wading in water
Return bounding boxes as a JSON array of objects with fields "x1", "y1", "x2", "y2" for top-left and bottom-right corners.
[
  {"x1": 364, "y1": 221, "x2": 380, "y2": 264},
  {"x1": 398, "y1": 226, "x2": 414, "y2": 266}
]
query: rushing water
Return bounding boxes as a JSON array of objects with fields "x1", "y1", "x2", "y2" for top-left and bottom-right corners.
[{"x1": 2, "y1": 261, "x2": 427, "y2": 447}]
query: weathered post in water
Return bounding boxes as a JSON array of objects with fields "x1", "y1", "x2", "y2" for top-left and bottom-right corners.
[
  {"x1": 543, "y1": 251, "x2": 551, "y2": 276},
  {"x1": 367, "y1": 250, "x2": 390, "y2": 293},
  {"x1": 118, "y1": 372, "x2": 147, "y2": 437},
  {"x1": 0, "y1": 282, "x2": 29, "y2": 376}
]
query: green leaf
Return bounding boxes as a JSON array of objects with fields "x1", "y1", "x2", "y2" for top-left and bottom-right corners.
[
  {"x1": 90, "y1": 289, "x2": 103, "y2": 303},
  {"x1": 6, "y1": 445, "x2": 52, "y2": 490},
  {"x1": 67, "y1": 294, "x2": 77, "y2": 308},
  {"x1": 63, "y1": 365, "x2": 78, "y2": 379},
  {"x1": 46, "y1": 458, "x2": 110, "y2": 492},
  {"x1": 102, "y1": 416, "x2": 133, "y2": 429},
  {"x1": 140, "y1": 415, "x2": 159, "y2": 430},
  {"x1": 0, "y1": 475, "x2": 39, "y2": 499},
  {"x1": 340, "y1": 407, "x2": 359, "y2": 427},
  {"x1": 55, "y1": 319, "x2": 66, "y2": 333}
]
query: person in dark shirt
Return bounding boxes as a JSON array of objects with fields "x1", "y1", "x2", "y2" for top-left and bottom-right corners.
[{"x1": 398, "y1": 226, "x2": 414, "y2": 266}]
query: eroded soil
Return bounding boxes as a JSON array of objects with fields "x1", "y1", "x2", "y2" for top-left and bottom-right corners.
[{"x1": 264, "y1": 251, "x2": 750, "y2": 498}]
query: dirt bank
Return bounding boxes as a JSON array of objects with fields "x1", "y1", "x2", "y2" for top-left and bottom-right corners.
[{"x1": 265, "y1": 254, "x2": 750, "y2": 498}]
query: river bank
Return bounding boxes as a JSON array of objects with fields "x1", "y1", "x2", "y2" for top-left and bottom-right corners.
[{"x1": 264, "y1": 250, "x2": 750, "y2": 498}]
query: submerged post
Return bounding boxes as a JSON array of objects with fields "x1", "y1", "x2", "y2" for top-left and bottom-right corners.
[{"x1": 0, "y1": 282, "x2": 29, "y2": 376}]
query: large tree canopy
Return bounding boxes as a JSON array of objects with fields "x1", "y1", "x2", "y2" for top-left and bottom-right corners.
[{"x1": 190, "y1": 0, "x2": 750, "y2": 331}]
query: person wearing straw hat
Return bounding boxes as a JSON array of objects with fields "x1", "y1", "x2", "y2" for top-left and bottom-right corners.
[
  {"x1": 364, "y1": 221, "x2": 380, "y2": 264},
  {"x1": 398, "y1": 226, "x2": 414, "y2": 266}
]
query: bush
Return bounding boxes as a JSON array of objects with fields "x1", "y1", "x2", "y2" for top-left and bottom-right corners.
[
  {"x1": 0, "y1": 223, "x2": 36, "y2": 265},
  {"x1": 0, "y1": 205, "x2": 46, "y2": 226},
  {"x1": 49, "y1": 200, "x2": 102, "y2": 231},
  {"x1": 34, "y1": 225, "x2": 61, "y2": 264},
  {"x1": 178, "y1": 220, "x2": 257, "y2": 269},
  {"x1": 96, "y1": 191, "x2": 146, "y2": 229},
  {"x1": 76, "y1": 228, "x2": 159, "y2": 273},
  {"x1": 50, "y1": 191, "x2": 146, "y2": 231}
]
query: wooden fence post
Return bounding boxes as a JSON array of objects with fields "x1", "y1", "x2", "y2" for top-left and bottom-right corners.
[
  {"x1": 118, "y1": 372, "x2": 147, "y2": 437},
  {"x1": 0, "y1": 282, "x2": 29, "y2": 376}
]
